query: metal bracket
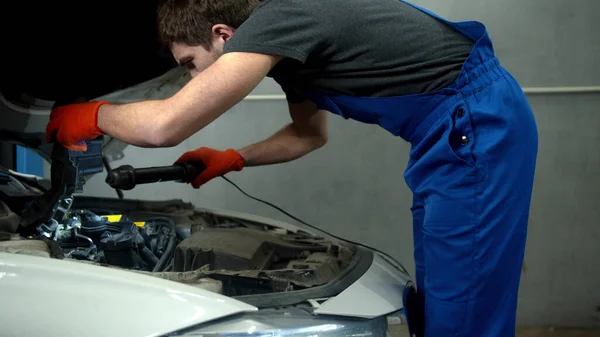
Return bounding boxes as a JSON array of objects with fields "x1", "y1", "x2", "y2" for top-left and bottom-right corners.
[{"x1": 19, "y1": 138, "x2": 104, "y2": 233}]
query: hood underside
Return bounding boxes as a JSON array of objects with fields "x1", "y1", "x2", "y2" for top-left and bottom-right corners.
[{"x1": 0, "y1": 66, "x2": 190, "y2": 165}]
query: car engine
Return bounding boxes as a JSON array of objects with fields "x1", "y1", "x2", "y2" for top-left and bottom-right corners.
[
  {"x1": 39, "y1": 211, "x2": 177, "y2": 273},
  {"x1": 0, "y1": 140, "x2": 359, "y2": 298}
]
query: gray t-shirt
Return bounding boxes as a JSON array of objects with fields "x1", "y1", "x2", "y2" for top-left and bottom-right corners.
[{"x1": 223, "y1": 0, "x2": 474, "y2": 103}]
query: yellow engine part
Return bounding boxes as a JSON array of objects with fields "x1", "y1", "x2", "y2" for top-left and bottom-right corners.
[{"x1": 100, "y1": 214, "x2": 145, "y2": 227}]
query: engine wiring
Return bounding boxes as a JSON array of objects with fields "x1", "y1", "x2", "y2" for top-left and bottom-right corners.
[{"x1": 219, "y1": 175, "x2": 411, "y2": 277}]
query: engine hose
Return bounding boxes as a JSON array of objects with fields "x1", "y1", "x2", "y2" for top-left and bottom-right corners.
[
  {"x1": 73, "y1": 227, "x2": 94, "y2": 247},
  {"x1": 106, "y1": 224, "x2": 122, "y2": 233},
  {"x1": 140, "y1": 246, "x2": 159, "y2": 269},
  {"x1": 150, "y1": 217, "x2": 177, "y2": 273},
  {"x1": 164, "y1": 259, "x2": 174, "y2": 272}
]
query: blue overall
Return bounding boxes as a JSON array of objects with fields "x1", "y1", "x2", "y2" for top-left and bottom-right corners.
[{"x1": 301, "y1": 2, "x2": 539, "y2": 337}]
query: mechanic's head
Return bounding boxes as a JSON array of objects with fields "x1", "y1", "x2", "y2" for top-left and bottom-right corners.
[{"x1": 157, "y1": 0, "x2": 260, "y2": 77}]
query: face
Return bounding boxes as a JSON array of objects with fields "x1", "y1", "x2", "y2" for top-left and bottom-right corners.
[
  {"x1": 170, "y1": 43, "x2": 220, "y2": 78},
  {"x1": 170, "y1": 24, "x2": 235, "y2": 78}
]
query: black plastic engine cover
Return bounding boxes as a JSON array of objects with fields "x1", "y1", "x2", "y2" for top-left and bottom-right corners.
[
  {"x1": 99, "y1": 219, "x2": 140, "y2": 269},
  {"x1": 78, "y1": 211, "x2": 110, "y2": 242}
]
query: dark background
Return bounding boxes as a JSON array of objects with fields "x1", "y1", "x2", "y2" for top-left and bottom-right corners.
[{"x1": 1, "y1": 1, "x2": 176, "y2": 104}]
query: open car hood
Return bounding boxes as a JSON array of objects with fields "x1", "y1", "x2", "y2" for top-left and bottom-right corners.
[{"x1": 0, "y1": 66, "x2": 189, "y2": 164}]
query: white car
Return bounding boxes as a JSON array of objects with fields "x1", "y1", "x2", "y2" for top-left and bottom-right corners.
[{"x1": 0, "y1": 22, "x2": 417, "y2": 337}]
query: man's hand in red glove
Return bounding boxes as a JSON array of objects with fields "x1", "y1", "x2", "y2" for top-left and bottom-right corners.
[
  {"x1": 175, "y1": 147, "x2": 245, "y2": 188},
  {"x1": 45, "y1": 100, "x2": 111, "y2": 151}
]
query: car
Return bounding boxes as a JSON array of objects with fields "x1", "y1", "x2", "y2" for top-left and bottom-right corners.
[
  {"x1": 0, "y1": 4, "x2": 418, "y2": 337},
  {"x1": 0, "y1": 101, "x2": 415, "y2": 337}
]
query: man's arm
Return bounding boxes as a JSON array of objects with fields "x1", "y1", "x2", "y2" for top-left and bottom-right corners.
[
  {"x1": 238, "y1": 99, "x2": 328, "y2": 166},
  {"x1": 170, "y1": 95, "x2": 328, "y2": 188},
  {"x1": 97, "y1": 52, "x2": 282, "y2": 147}
]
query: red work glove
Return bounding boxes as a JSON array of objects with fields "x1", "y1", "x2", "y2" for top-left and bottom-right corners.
[
  {"x1": 45, "y1": 100, "x2": 111, "y2": 151},
  {"x1": 175, "y1": 147, "x2": 245, "y2": 188}
]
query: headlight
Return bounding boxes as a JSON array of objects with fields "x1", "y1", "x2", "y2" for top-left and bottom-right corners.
[{"x1": 170, "y1": 307, "x2": 388, "y2": 337}]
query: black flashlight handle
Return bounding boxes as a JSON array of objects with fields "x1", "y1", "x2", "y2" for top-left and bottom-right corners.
[{"x1": 105, "y1": 162, "x2": 205, "y2": 190}]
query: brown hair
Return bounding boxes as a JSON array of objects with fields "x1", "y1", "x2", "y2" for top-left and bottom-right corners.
[{"x1": 157, "y1": 0, "x2": 261, "y2": 50}]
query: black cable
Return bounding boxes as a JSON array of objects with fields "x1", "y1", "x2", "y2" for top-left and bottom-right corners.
[
  {"x1": 220, "y1": 175, "x2": 411, "y2": 277},
  {"x1": 149, "y1": 216, "x2": 177, "y2": 273}
]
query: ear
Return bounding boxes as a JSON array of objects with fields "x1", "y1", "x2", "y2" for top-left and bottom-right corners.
[{"x1": 212, "y1": 24, "x2": 236, "y2": 43}]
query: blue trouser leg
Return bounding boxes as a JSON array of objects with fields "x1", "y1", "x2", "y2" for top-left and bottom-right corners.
[{"x1": 404, "y1": 72, "x2": 538, "y2": 337}]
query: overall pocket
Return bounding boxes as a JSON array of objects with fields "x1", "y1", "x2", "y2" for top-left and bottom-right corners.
[
  {"x1": 404, "y1": 106, "x2": 481, "y2": 197},
  {"x1": 422, "y1": 198, "x2": 478, "y2": 337},
  {"x1": 446, "y1": 106, "x2": 477, "y2": 170}
]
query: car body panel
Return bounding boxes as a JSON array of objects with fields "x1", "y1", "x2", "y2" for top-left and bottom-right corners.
[
  {"x1": 313, "y1": 254, "x2": 409, "y2": 319},
  {"x1": 0, "y1": 252, "x2": 258, "y2": 337}
]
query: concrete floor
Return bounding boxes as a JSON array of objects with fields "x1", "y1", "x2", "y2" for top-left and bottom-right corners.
[
  {"x1": 515, "y1": 329, "x2": 600, "y2": 337},
  {"x1": 388, "y1": 325, "x2": 600, "y2": 337}
]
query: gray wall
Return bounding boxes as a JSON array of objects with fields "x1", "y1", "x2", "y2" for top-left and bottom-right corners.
[{"x1": 82, "y1": 0, "x2": 600, "y2": 328}]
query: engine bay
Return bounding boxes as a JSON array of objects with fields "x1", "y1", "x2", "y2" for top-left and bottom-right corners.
[
  {"x1": 12, "y1": 200, "x2": 356, "y2": 297},
  {"x1": 0, "y1": 140, "x2": 359, "y2": 299}
]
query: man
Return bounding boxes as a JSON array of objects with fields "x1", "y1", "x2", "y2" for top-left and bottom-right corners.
[{"x1": 46, "y1": 0, "x2": 538, "y2": 336}]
